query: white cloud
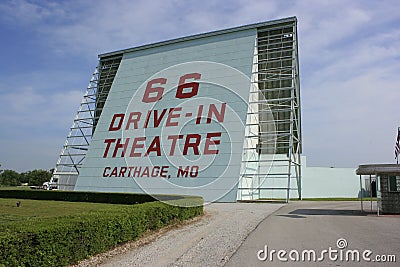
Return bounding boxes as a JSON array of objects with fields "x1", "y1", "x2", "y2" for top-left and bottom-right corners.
[
  {"x1": 0, "y1": 0, "x2": 51, "y2": 24},
  {"x1": 0, "y1": 84, "x2": 83, "y2": 170},
  {"x1": 0, "y1": 0, "x2": 400, "y2": 170},
  {"x1": 0, "y1": 86, "x2": 82, "y2": 130}
]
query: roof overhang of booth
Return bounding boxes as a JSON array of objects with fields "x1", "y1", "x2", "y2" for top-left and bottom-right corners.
[{"x1": 356, "y1": 164, "x2": 400, "y2": 175}]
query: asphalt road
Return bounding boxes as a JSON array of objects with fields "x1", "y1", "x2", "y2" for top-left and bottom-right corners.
[{"x1": 226, "y1": 201, "x2": 400, "y2": 267}]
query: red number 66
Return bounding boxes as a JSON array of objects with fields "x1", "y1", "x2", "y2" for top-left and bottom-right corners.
[{"x1": 142, "y1": 73, "x2": 201, "y2": 103}]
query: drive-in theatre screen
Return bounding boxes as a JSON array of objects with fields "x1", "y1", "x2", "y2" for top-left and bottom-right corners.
[{"x1": 52, "y1": 17, "x2": 301, "y2": 203}]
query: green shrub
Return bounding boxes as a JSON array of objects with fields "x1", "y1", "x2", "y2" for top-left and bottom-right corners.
[
  {"x1": 0, "y1": 199, "x2": 203, "y2": 266},
  {"x1": 0, "y1": 189, "x2": 185, "y2": 204}
]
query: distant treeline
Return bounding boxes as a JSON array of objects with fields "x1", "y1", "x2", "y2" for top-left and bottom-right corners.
[{"x1": 0, "y1": 166, "x2": 52, "y2": 186}]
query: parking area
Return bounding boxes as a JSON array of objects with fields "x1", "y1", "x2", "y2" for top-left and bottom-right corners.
[{"x1": 227, "y1": 201, "x2": 400, "y2": 266}]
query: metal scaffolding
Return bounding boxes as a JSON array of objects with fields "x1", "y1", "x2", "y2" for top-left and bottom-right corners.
[
  {"x1": 94, "y1": 55, "x2": 123, "y2": 132},
  {"x1": 50, "y1": 18, "x2": 300, "y2": 200},
  {"x1": 239, "y1": 18, "x2": 302, "y2": 202},
  {"x1": 50, "y1": 54, "x2": 123, "y2": 190},
  {"x1": 49, "y1": 68, "x2": 98, "y2": 190}
]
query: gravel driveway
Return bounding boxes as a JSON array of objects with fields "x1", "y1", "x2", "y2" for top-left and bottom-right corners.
[{"x1": 75, "y1": 202, "x2": 284, "y2": 267}]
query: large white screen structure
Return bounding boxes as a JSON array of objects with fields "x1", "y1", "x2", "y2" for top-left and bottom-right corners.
[{"x1": 51, "y1": 17, "x2": 301, "y2": 203}]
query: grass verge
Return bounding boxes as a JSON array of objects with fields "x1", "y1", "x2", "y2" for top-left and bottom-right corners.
[
  {"x1": 0, "y1": 196, "x2": 203, "y2": 267},
  {"x1": 259, "y1": 197, "x2": 377, "y2": 201}
]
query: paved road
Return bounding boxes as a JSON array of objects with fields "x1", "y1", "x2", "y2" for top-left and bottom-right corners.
[
  {"x1": 93, "y1": 203, "x2": 284, "y2": 267},
  {"x1": 227, "y1": 201, "x2": 400, "y2": 267}
]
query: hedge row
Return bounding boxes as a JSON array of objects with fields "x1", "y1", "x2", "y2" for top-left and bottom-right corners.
[
  {"x1": 0, "y1": 200, "x2": 203, "y2": 266},
  {"x1": 0, "y1": 189, "x2": 183, "y2": 204}
]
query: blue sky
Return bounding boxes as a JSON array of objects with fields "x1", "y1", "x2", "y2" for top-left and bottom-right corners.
[{"x1": 0, "y1": 0, "x2": 399, "y2": 172}]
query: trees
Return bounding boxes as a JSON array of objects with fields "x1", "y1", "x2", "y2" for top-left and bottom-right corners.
[
  {"x1": 0, "y1": 167, "x2": 52, "y2": 186},
  {"x1": 0, "y1": 170, "x2": 20, "y2": 186},
  {"x1": 25, "y1": 170, "x2": 52, "y2": 186}
]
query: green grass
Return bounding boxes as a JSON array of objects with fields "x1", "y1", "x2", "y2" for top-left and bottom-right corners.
[
  {"x1": 259, "y1": 197, "x2": 377, "y2": 201},
  {"x1": 0, "y1": 186, "x2": 32, "y2": 190},
  {"x1": 0, "y1": 198, "x2": 128, "y2": 227},
  {"x1": 302, "y1": 197, "x2": 377, "y2": 201},
  {"x1": 0, "y1": 196, "x2": 203, "y2": 266}
]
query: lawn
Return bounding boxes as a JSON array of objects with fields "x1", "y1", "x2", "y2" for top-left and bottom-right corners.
[
  {"x1": 0, "y1": 195, "x2": 203, "y2": 266},
  {"x1": 0, "y1": 198, "x2": 127, "y2": 228},
  {"x1": 258, "y1": 197, "x2": 377, "y2": 202},
  {"x1": 0, "y1": 186, "x2": 33, "y2": 190}
]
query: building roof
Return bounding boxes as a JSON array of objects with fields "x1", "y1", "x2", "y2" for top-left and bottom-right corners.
[
  {"x1": 98, "y1": 17, "x2": 297, "y2": 59},
  {"x1": 356, "y1": 164, "x2": 400, "y2": 175}
]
